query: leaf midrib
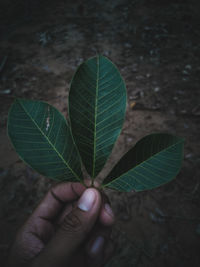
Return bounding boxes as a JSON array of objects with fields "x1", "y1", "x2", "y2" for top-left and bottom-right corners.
[
  {"x1": 18, "y1": 100, "x2": 81, "y2": 182},
  {"x1": 92, "y1": 56, "x2": 99, "y2": 178},
  {"x1": 103, "y1": 138, "x2": 184, "y2": 188}
]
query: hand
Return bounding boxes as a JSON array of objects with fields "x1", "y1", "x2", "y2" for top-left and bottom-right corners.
[{"x1": 7, "y1": 182, "x2": 115, "y2": 267}]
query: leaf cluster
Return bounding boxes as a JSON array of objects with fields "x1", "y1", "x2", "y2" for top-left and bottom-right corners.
[{"x1": 7, "y1": 56, "x2": 184, "y2": 192}]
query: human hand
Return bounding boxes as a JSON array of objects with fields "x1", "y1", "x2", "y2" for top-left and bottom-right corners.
[{"x1": 7, "y1": 182, "x2": 115, "y2": 267}]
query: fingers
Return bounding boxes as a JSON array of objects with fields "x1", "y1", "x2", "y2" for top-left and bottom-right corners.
[
  {"x1": 20, "y1": 182, "x2": 85, "y2": 245},
  {"x1": 7, "y1": 182, "x2": 86, "y2": 267},
  {"x1": 85, "y1": 224, "x2": 114, "y2": 267},
  {"x1": 9, "y1": 183, "x2": 115, "y2": 267},
  {"x1": 31, "y1": 188, "x2": 102, "y2": 267},
  {"x1": 22, "y1": 180, "x2": 114, "y2": 247},
  {"x1": 56, "y1": 189, "x2": 115, "y2": 228},
  {"x1": 87, "y1": 239, "x2": 114, "y2": 267},
  {"x1": 54, "y1": 181, "x2": 115, "y2": 227},
  {"x1": 99, "y1": 192, "x2": 115, "y2": 226},
  {"x1": 25, "y1": 181, "x2": 114, "y2": 247},
  {"x1": 86, "y1": 180, "x2": 115, "y2": 226},
  {"x1": 31, "y1": 182, "x2": 85, "y2": 221}
]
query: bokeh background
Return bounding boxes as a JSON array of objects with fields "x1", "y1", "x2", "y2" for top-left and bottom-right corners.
[{"x1": 0, "y1": 0, "x2": 200, "y2": 266}]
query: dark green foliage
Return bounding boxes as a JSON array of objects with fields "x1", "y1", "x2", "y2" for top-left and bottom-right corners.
[
  {"x1": 7, "y1": 56, "x2": 184, "y2": 192},
  {"x1": 103, "y1": 133, "x2": 184, "y2": 192},
  {"x1": 8, "y1": 99, "x2": 82, "y2": 182},
  {"x1": 69, "y1": 55, "x2": 126, "y2": 178}
]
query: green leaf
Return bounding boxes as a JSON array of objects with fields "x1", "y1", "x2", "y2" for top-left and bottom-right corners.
[
  {"x1": 103, "y1": 133, "x2": 184, "y2": 192},
  {"x1": 68, "y1": 55, "x2": 127, "y2": 178},
  {"x1": 7, "y1": 99, "x2": 83, "y2": 182}
]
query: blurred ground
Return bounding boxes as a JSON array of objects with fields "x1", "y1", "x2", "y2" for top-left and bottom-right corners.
[{"x1": 0, "y1": 0, "x2": 200, "y2": 266}]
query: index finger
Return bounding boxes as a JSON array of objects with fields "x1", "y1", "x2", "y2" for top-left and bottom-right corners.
[{"x1": 31, "y1": 182, "x2": 85, "y2": 221}]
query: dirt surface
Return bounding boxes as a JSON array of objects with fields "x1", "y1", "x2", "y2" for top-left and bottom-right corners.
[{"x1": 0, "y1": 0, "x2": 200, "y2": 266}]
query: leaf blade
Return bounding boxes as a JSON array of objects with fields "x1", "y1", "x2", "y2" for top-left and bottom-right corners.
[
  {"x1": 8, "y1": 99, "x2": 83, "y2": 182},
  {"x1": 69, "y1": 55, "x2": 127, "y2": 178},
  {"x1": 103, "y1": 133, "x2": 184, "y2": 192}
]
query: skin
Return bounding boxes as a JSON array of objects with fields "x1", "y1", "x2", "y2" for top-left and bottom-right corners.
[{"x1": 7, "y1": 181, "x2": 115, "y2": 267}]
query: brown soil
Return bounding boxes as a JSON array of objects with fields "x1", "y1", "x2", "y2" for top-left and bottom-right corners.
[{"x1": 0, "y1": 0, "x2": 200, "y2": 266}]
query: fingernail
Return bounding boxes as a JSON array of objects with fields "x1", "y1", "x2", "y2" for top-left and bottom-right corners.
[
  {"x1": 78, "y1": 189, "x2": 96, "y2": 211},
  {"x1": 90, "y1": 236, "x2": 105, "y2": 256},
  {"x1": 105, "y1": 203, "x2": 114, "y2": 218}
]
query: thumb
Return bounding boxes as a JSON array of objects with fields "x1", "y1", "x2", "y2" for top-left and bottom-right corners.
[{"x1": 32, "y1": 188, "x2": 101, "y2": 267}]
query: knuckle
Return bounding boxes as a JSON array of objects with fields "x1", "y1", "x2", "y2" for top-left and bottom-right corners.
[{"x1": 61, "y1": 211, "x2": 83, "y2": 234}]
